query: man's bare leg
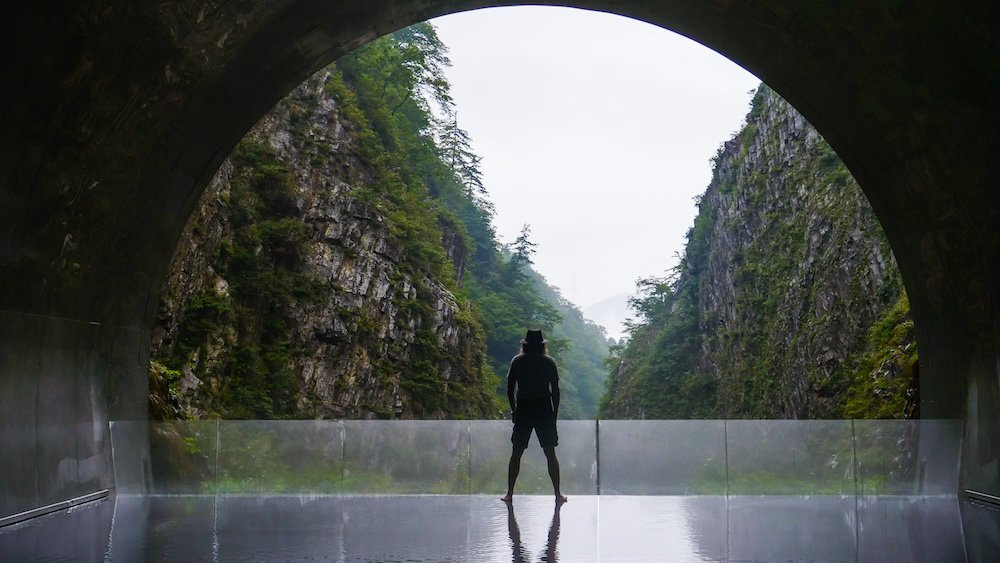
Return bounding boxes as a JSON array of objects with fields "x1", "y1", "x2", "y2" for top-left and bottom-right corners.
[
  {"x1": 501, "y1": 447, "x2": 524, "y2": 503},
  {"x1": 543, "y1": 446, "x2": 568, "y2": 504}
]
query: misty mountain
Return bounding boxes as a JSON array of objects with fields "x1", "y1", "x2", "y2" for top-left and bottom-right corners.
[{"x1": 584, "y1": 293, "x2": 633, "y2": 341}]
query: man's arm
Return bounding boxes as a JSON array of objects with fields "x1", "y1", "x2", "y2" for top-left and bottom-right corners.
[
  {"x1": 506, "y1": 363, "x2": 517, "y2": 414},
  {"x1": 551, "y1": 379, "x2": 560, "y2": 417},
  {"x1": 550, "y1": 360, "x2": 561, "y2": 416}
]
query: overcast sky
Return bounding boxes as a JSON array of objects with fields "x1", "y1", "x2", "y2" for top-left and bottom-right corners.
[{"x1": 431, "y1": 7, "x2": 760, "y2": 333}]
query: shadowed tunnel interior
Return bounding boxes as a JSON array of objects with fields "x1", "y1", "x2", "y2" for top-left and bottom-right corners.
[{"x1": 0, "y1": 0, "x2": 998, "y2": 526}]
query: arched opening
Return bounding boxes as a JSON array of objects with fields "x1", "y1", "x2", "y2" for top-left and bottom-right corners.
[{"x1": 149, "y1": 6, "x2": 915, "y2": 425}]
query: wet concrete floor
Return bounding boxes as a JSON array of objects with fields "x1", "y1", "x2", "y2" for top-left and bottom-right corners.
[{"x1": 1, "y1": 494, "x2": 997, "y2": 562}]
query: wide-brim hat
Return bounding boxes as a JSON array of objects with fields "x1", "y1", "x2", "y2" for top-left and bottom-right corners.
[{"x1": 521, "y1": 329, "x2": 547, "y2": 345}]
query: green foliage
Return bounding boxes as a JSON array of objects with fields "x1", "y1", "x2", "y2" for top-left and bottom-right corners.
[
  {"x1": 329, "y1": 32, "x2": 460, "y2": 285},
  {"x1": 148, "y1": 359, "x2": 185, "y2": 420},
  {"x1": 463, "y1": 240, "x2": 564, "y2": 390},
  {"x1": 157, "y1": 139, "x2": 315, "y2": 419},
  {"x1": 600, "y1": 269, "x2": 718, "y2": 419},
  {"x1": 842, "y1": 294, "x2": 918, "y2": 418},
  {"x1": 400, "y1": 328, "x2": 448, "y2": 416},
  {"x1": 169, "y1": 292, "x2": 232, "y2": 368}
]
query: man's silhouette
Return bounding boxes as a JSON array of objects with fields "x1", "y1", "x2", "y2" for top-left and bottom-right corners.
[{"x1": 500, "y1": 329, "x2": 568, "y2": 504}]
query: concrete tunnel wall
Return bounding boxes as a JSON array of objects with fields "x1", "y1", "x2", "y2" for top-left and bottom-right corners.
[{"x1": 0, "y1": 1, "x2": 998, "y2": 519}]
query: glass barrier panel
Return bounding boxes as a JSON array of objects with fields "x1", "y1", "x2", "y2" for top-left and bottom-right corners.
[
  {"x1": 598, "y1": 420, "x2": 726, "y2": 494},
  {"x1": 553, "y1": 420, "x2": 597, "y2": 495},
  {"x1": 915, "y1": 419, "x2": 962, "y2": 494},
  {"x1": 215, "y1": 420, "x2": 343, "y2": 494},
  {"x1": 854, "y1": 419, "x2": 962, "y2": 495},
  {"x1": 109, "y1": 420, "x2": 150, "y2": 494},
  {"x1": 128, "y1": 419, "x2": 963, "y2": 497},
  {"x1": 148, "y1": 420, "x2": 219, "y2": 494},
  {"x1": 342, "y1": 420, "x2": 469, "y2": 494},
  {"x1": 726, "y1": 420, "x2": 855, "y2": 495},
  {"x1": 469, "y1": 420, "x2": 596, "y2": 495},
  {"x1": 468, "y1": 421, "x2": 513, "y2": 494}
]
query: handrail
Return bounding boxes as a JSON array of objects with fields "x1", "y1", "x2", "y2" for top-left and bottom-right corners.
[{"x1": 0, "y1": 490, "x2": 109, "y2": 528}]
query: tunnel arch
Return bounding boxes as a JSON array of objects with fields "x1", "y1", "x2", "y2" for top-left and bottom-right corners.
[{"x1": 1, "y1": 1, "x2": 998, "y2": 518}]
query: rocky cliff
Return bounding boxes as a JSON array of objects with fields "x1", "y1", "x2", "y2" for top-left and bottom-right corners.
[
  {"x1": 601, "y1": 86, "x2": 918, "y2": 420},
  {"x1": 151, "y1": 68, "x2": 496, "y2": 419}
]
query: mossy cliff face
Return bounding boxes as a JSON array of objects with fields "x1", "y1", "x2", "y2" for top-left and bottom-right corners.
[
  {"x1": 151, "y1": 70, "x2": 496, "y2": 420},
  {"x1": 601, "y1": 87, "x2": 917, "y2": 420}
]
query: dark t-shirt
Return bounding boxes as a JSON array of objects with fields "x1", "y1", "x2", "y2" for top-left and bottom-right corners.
[{"x1": 507, "y1": 353, "x2": 559, "y2": 402}]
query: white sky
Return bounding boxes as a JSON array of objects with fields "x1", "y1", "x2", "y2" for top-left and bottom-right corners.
[{"x1": 431, "y1": 7, "x2": 760, "y2": 318}]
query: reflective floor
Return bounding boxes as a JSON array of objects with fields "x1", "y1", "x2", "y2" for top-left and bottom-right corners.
[{"x1": 1, "y1": 494, "x2": 998, "y2": 562}]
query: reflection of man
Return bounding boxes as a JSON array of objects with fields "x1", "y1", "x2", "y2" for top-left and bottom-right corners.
[
  {"x1": 506, "y1": 501, "x2": 562, "y2": 563},
  {"x1": 501, "y1": 329, "x2": 568, "y2": 504}
]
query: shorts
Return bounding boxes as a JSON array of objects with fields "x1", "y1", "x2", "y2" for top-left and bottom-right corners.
[{"x1": 511, "y1": 397, "x2": 558, "y2": 449}]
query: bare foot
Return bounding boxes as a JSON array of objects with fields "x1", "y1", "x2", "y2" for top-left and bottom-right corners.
[
  {"x1": 500, "y1": 494, "x2": 513, "y2": 504},
  {"x1": 555, "y1": 495, "x2": 568, "y2": 505}
]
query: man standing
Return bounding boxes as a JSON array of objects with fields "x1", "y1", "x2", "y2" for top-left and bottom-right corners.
[{"x1": 501, "y1": 329, "x2": 568, "y2": 504}]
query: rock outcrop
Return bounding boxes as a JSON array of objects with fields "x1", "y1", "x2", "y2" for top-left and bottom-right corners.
[
  {"x1": 601, "y1": 86, "x2": 917, "y2": 419},
  {"x1": 152, "y1": 69, "x2": 496, "y2": 420}
]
